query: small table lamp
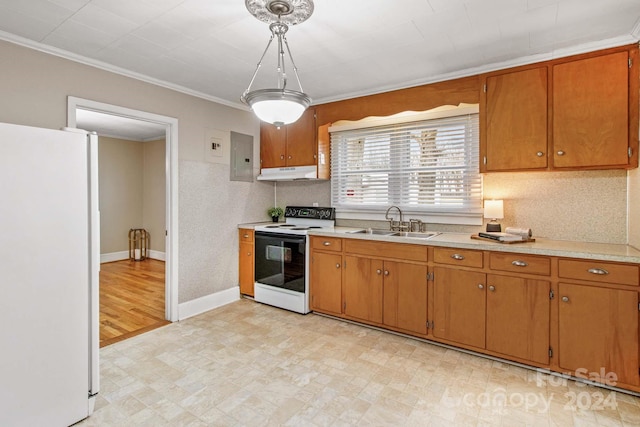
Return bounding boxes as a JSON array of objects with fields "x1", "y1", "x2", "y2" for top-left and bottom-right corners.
[{"x1": 484, "y1": 199, "x2": 504, "y2": 232}]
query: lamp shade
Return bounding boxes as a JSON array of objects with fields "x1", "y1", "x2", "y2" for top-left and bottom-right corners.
[
  {"x1": 484, "y1": 199, "x2": 504, "y2": 219},
  {"x1": 244, "y1": 88, "x2": 311, "y2": 127}
]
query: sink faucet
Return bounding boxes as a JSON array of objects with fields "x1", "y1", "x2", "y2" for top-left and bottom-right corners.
[{"x1": 385, "y1": 205, "x2": 403, "y2": 223}]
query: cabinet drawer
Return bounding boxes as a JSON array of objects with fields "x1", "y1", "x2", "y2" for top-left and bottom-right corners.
[
  {"x1": 239, "y1": 228, "x2": 254, "y2": 243},
  {"x1": 311, "y1": 236, "x2": 343, "y2": 252},
  {"x1": 558, "y1": 259, "x2": 639, "y2": 286},
  {"x1": 344, "y1": 239, "x2": 427, "y2": 262},
  {"x1": 434, "y1": 248, "x2": 483, "y2": 268},
  {"x1": 490, "y1": 253, "x2": 550, "y2": 276}
]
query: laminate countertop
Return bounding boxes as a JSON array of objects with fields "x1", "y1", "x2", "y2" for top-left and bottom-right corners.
[{"x1": 238, "y1": 223, "x2": 640, "y2": 263}]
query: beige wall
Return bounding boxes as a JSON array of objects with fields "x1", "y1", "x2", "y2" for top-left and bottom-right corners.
[
  {"x1": 98, "y1": 137, "x2": 166, "y2": 255},
  {"x1": 0, "y1": 40, "x2": 274, "y2": 303},
  {"x1": 98, "y1": 136, "x2": 144, "y2": 254},
  {"x1": 143, "y1": 139, "x2": 166, "y2": 252}
]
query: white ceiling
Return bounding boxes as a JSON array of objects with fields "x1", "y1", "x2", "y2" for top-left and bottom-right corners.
[{"x1": 1, "y1": 0, "x2": 640, "y2": 112}]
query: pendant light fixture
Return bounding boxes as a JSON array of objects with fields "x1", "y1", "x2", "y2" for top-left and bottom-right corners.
[{"x1": 241, "y1": 0, "x2": 314, "y2": 127}]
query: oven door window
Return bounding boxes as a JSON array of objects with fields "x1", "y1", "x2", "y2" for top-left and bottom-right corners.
[{"x1": 255, "y1": 232, "x2": 306, "y2": 293}]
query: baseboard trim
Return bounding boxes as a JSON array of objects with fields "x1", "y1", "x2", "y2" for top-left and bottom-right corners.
[
  {"x1": 178, "y1": 287, "x2": 240, "y2": 321},
  {"x1": 100, "y1": 250, "x2": 166, "y2": 263}
]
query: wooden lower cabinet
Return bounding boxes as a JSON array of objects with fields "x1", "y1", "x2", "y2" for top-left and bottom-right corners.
[
  {"x1": 310, "y1": 251, "x2": 343, "y2": 315},
  {"x1": 485, "y1": 274, "x2": 550, "y2": 364},
  {"x1": 344, "y1": 256, "x2": 383, "y2": 323},
  {"x1": 433, "y1": 267, "x2": 486, "y2": 348},
  {"x1": 558, "y1": 282, "x2": 639, "y2": 386},
  {"x1": 383, "y1": 261, "x2": 428, "y2": 335},
  {"x1": 238, "y1": 229, "x2": 254, "y2": 296}
]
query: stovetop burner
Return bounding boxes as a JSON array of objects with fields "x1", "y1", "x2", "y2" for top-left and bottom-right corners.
[{"x1": 254, "y1": 206, "x2": 336, "y2": 236}]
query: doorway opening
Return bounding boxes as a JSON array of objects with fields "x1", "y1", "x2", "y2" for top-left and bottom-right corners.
[{"x1": 67, "y1": 97, "x2": 179, "y2": 342}]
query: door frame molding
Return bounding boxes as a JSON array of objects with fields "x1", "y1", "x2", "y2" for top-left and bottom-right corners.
[{"x1": 67, "y1": 96, "x2": 179, "y2": 322}]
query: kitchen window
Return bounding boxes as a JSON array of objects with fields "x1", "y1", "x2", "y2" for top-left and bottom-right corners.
[{"x1": 329, "y1": 104, "x2": 482, "y2": 225}]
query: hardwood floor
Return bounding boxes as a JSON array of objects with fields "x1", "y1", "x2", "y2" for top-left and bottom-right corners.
[{"x1": 99, "y1": 259, "x2": 169, "y2": 347}]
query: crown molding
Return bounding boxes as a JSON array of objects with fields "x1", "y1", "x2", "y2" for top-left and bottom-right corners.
[
  {"x1": 0, "y1": 30, "x2": 250, "y2": 112},
  {"x1": 312, "y1": 34, "x2": 640, "y2": 105}
]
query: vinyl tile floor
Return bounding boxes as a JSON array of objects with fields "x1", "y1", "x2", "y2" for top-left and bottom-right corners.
[{"x1": 79, "y1": 299, "x2": 640, "y2": 426}]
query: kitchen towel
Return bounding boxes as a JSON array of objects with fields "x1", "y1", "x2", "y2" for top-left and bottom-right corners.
[{"x1": 505, "y1": 227, "x2": 533, "y2": 238}]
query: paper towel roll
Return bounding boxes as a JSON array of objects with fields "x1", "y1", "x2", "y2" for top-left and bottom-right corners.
[{"x1": 505, "y1": 227, "x2": 533, "y2": 238}]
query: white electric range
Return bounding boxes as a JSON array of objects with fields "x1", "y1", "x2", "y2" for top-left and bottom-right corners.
[{"x1": 253, "y1": 206, "x2": 335, "y2": 314}]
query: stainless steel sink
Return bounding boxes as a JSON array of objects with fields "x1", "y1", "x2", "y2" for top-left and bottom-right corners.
[
  {"x1": 347, "y1": 229, "x2": 440, "y2": 239},
  {"x1": 349, "y1": 229, "x2": 399, "y2": 236},
  {"x1": 397, "y1": 231, "x2": 440, "y2": 239}
]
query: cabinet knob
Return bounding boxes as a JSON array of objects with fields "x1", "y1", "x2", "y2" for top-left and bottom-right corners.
[
  {"x1": 384, "y1": 270, "x2": 390, "y2": 276},
  {"x1": 511, "y1": 260, "x2": 528, "y2": 267},
  {"x1": 557, "y1": 150, "x2": 565, "y2": 156},
  {"x1": 451, "y1": 254, "x2": 465, "y2": 261},
  {"x1": 587, "y1": 268, "x2": 609, "y2": 275},
  {"x1": 376, "y1": 269, "x2": 382, "y2": 275},
  {"x1": 288, "y1": 155, "x2": 292, "y2": 159},
  {"x1": 536, "y1": 151, "x2": 544, "y2": 157},
  {"x1": 247, "y1": 252, "x2": 251, "y2": 256},
  {"x1": 243, "y1": 234, "x2": 249, "y2": 238},
  {"x1": 336, "y1": 263, "x2": 341, "y2": 269},
  {"x1": 562, "y1": 296, "x2": 570, "y2": 303},
  {"x1": 280, "y1": 155, "x2": 285, "y2": 160},
  {"x1": 323, "y1": 241, "x2": 331, "y2": 246},
  {"x1": 478, "y1": 284, "x2": 484, "y2": 290},
  {"x1": 489, "y1": 285, "x2": 496, "y2": 292}
]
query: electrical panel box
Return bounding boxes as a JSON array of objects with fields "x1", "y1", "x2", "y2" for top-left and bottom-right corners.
[{"x1": 230, "y1": 131, "x2": 253, "y2": 182}]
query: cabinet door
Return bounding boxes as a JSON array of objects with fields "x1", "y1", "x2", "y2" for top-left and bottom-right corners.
[
  {"x1": 343, "y1": 256, "x2": 383, "y2": 323},
  {"x1": 286, "y1": 108, "x2": 316, "y2": 167},
  {"x1": 485, "y1": 67, "x2": 548, "y2": 171},
  {"x1": 260, "y1": 124, "x2": 286, "y2": 168},
  {"x1": 383, "y1": 261, "x2": 428, "y2": 335},
  {"x1": 433, "y1": 267, "x2": 486, "y2": 348},
  {"x1": 239, "y1": 241, "x2": 254, "y2": 296},
  {"x1": 558, "y1": 283, "x2": 639, "y2": 386},
  {"x1": 310, "y1": 252, "x2": 343, "y2": 315},
  {"x1": 553, "y1": 51, "x2": 629, "y2": 168},
  {"x1": 486, "y1": 275, "x2": 549, "y2": 364}
]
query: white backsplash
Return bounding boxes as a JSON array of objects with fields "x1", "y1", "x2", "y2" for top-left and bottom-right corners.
[{"x1": 276, "y1": 170, "x2": 628, "y2": 244}]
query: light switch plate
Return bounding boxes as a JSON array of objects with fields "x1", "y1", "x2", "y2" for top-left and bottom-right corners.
[{"x1": 204, "y1": 128, "x2": 230, "y2": 164}]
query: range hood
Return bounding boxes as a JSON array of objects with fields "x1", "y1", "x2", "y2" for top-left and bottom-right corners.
[{"x1": 257, "y1": 165, "x2": 323, "y2": 181}]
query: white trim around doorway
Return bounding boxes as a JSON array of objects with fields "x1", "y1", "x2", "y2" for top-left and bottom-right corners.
[{"x1": 66, "y1": 96, "x2": 179, "y2": 322}]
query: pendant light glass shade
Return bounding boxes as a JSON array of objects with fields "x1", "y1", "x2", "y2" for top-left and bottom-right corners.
[
  {"x1": 242, "y1": 0, "x2": 313, "y2": 127},
  {"x1": 244, "y1": 89, "x2": 311, "y2": 126}
]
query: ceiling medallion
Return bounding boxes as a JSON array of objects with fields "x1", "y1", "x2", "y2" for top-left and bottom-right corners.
[{"x1": 245, "y1": 0, "x2": 314, "y2": 26}]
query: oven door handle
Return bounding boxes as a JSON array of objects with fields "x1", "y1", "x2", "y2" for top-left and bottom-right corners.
[{"x1": 255, "y1": 232, "x2": 306, "y2": 245}]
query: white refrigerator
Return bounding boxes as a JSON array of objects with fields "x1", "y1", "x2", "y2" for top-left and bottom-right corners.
[{"x1": 0, "y1": 122, "x2": 100, "y2": 426}]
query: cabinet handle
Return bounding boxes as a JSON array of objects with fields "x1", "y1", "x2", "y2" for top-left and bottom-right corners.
[
  {"x1": 511, "y1": 260, "x2": 528, "y2": 267},
  {"x1": 489, "y1": 285, "x2": 495, "y2": 292},
  {"x1": 562, "y1": 296, "x2": 569, "y2": 303},
  {"x1": 536, "y1": 151, "x2": 544, "y2": 157},
  {"x1": 288, "y1": 155, "x2": 292, "y2": 159},
  {"x1": 478, "y1": 284, "x2": 484, "y2": 290},
  {"x1": 247, "y1": 252, "x2": 251, "y2": 256},
  {"x1": 557, "y1": 150, "x2": 565, "y2": 156},
  {"x1": 587, "y1": 268, "x2": 609, "y2": 275},
  {"x1": 376, "y1": 269, "x2": 382, "y2": 275},
  {"x1": 451, "y1": 254, "x2": 465, "y2": 260},
  {"x1": 384, "y1": 270, "x2": 390, "y2": 276},
  {"x1": 323, "y1": 241, "x2": 331, "y2": 246},
  {"x1": 280, "y1": 155, "x2": 285, "y2": 160},
  {"x1": 243, "y1": 233, "x2": 249, "y2": 238},
  {"x1": 336, "y1": 263, "x2": 340, "y2": 269}
]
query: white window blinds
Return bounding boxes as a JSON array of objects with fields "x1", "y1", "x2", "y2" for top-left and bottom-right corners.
[{"x1": 330, "y1": 107, "x2": 482, "y2": 224}]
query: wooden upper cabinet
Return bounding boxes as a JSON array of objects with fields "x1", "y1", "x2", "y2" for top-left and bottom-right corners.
[
  {"x1": 483, "y1": 66, "x2": 548, "y2": 172},
  {"x1": 553, "y1": 50, "x2": 632, "y2": 169},
  {"x1": 260, "y1": 124, "x2": 287, "y2": 168},
  {"x1": 259, "y1": 108, "x2": 316, "y2": 169}
]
